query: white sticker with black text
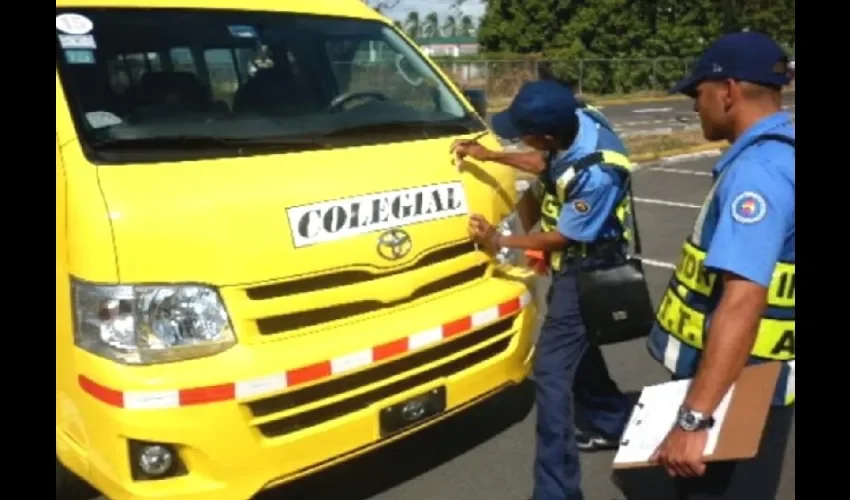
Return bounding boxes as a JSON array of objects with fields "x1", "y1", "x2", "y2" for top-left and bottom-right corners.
[
  {"x1": 58, "y1": 34, "x2": 96, "y2": 49},
  {"x1": 287, "y1": 182, "x2": 469, "y2": 248}
]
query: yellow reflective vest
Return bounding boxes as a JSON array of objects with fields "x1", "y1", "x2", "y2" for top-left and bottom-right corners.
[
  {"x1": 536, "y1": 150, "x2": 636, "y2": 271},
  {"x1": 653, "y1": 133, "x2": 795, "y2": 406}
]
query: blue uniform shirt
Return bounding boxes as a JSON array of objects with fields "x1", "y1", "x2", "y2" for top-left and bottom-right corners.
[
  {"x1": 549, "y1": 109, "x2": 629, "y2": 243},
  {"x1": 647, "y1": 111, "x2": 795, "y2": 406}
]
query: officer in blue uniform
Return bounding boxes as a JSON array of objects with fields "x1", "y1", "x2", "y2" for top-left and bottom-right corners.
[
  {"x1": 638, "y1": 32, "x2": 795, "y2": 500},
  {"x1": 454, "y1": 80, "x2": 635, "y2": 500}
]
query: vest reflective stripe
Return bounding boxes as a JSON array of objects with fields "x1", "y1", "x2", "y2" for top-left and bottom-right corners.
[
  {"x1": 658, "y1": 133, "x2": 796, "y2": 405},
  {"x1": 656, "y1": 285, "x2": 795, "y2": 361},
  {"x1": 539, "y1": 150, "x2": 635, "y2": 271},
  {"x1": 676, "y1": 240, "x2": 796, "y2": 308}
]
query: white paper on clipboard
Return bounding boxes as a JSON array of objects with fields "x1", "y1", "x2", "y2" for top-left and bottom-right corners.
[{"x1": 613, "y1": 378, "x2": 735, "y2": 467}]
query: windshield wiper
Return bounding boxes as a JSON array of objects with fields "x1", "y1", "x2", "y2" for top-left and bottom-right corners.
[
  {"x1": 90, "y1": 135, "x2": 329, "y2": 152},
  {"x1": 323, "y1": 119, "x2": 482, "y2": 138}
]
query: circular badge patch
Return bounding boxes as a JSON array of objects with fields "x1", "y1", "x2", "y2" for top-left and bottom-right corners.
[
  {"x1": 731, "y1": 191, "x2": 766, "y2": 224},
  {"x1": 573, "y1": 200, "x2": 590, "y2": 213}
]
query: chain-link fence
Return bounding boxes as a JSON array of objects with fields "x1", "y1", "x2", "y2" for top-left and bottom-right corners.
[{"x1": 435, "y1": 58, "x2": 700, "y2": 102}]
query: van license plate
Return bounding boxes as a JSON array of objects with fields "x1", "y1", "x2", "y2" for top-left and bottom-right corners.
[{"x1": 379, "y1": 386, "x2": 447, "y2": 437}]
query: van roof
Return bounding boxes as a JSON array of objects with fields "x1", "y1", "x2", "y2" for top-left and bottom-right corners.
[{"x1": 55, "y1": 0, "x2": 385, "y2": 21}]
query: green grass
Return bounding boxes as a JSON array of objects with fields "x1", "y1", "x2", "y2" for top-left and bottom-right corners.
[{"x1": 626, "y1": 130, "x2": 721, "y2": 157}]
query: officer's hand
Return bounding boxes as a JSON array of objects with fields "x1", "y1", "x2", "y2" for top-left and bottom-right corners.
[
  {"x1": 451, "y1": 139, "x2": 492, "y2": 163},
  {"x1": 469, "y1": 214, "x2": 500, "y2": 253},
  {"x1": 651, "y1": 427, "x2": 708, "y2": 478}
]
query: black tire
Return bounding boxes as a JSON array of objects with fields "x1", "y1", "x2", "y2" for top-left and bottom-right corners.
[{"x1": 56, "y1": 457, "x2": 98, "y2": 500}]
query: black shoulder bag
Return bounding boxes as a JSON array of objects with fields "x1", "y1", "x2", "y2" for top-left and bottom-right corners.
[{"x1": 575, "y1": 166, "x2": 656, "y2": 346}]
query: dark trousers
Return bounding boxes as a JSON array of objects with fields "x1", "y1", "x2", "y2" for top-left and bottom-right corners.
[
  {"x1": 614, "y1": 402, "x2": 794, "y2": 500},
  {"x1": 533, "y1": 271, "x2": 631, "y2": 500}
]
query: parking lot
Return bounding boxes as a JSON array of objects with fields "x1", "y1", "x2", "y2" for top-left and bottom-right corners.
[
  {"x1": 485, "y1": 91, "x2": 795, "y2": 138},
  {"x1": 601, "y1": 91, "x2": 795, "y2": 137},
  {"x1": 248, "y1": 155, "x2": 796, "y2": 500}
]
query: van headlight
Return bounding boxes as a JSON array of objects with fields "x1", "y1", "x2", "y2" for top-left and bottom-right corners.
[
  {"x1": 495, "y1": 211, "x2": 525, "y2": 266},
  {"x1": 72, "y1": 281, "x2": 236, "y2": 365}
]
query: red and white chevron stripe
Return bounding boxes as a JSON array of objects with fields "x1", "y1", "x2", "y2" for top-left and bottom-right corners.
[{"x1": 79, "y1": 292, "x2": 533, "y2": 410}]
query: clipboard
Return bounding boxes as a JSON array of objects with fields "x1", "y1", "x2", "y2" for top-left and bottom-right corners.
[{"x1": 613, "y1": 362, "x2": 782, "y2": 469}]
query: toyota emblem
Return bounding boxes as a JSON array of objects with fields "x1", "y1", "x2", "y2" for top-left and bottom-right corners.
[{"x1": 377, "y1": 228, "x2": 413, "y2": 261}]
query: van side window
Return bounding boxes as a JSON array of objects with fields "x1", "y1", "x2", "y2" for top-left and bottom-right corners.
[
  {"x1": 107, "y1": 55, "x2": 132, "y2": 94},
  {"x1": 204, "y1": 48, "x2": 241, "y2": 106},
  {"x1": 107, "y1": 52, "x2": 164, "y2": 96},
  {"x1": 170, "y1": 47, "x2": 197, "y2": 75},
  {"x1": 326, "y1": 40, "x2": 437, "y2": 113}
]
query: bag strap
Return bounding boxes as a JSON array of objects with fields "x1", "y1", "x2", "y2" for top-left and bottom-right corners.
[
  {"x1": 624, "y1": 175, "x2": 643, "y2": 256},
  {"x1": 566, "y1": 151, "x2": 643, "y2": 256}
]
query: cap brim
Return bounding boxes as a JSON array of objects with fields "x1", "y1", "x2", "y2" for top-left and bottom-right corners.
[
  {"x1": 668, "y1": 74, "x2": 701, "y2": 97},
  {"x1": 491, "y1": 110, "x2": 522, "y2": 140}
]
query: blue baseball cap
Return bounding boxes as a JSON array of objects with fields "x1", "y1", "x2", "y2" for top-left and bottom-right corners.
[
  {"x1": 491, "y1": 80, "x2": 580, "y2": 140},
  {"x1": 670, "y1": 32, "x2": 791, "y2": 97}
]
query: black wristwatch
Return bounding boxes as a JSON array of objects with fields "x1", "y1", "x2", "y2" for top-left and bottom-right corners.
[{"x1": 676, "y1": 405, "x2": 715, "y2": 432}]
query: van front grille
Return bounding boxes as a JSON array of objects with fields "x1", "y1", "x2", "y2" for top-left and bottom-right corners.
[
  {"x1": 255, "y1": 263, "x2": 487, "y2": 335},
  {"x1": 245, "y1": 316, "x2": 516, "y2": 438},
  {"x1": 246, "y1": 241, "x2": 476, "y2": 300}
]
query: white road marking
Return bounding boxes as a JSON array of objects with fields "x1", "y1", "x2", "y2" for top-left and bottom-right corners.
[
  {"x1": 633, "y1": 107, "x2": 673, "y2": 113},
  {"x1": 620, "y1": 128, "x2": 674, "y2": 138},
  {"x1": 660, "y1": 150, "x2": 723, "y2": 164},
  {"x1": 641, "y1": 258, "x2": 676, "y2": 270},
  {"x1": 634, "y1": 197, "x2": 701, "y2": 209},
  {"x1": 649, "y1": 167, "x2": 712, "y2": 176}
]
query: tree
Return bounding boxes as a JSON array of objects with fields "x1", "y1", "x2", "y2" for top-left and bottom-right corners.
[
  {"x1": 422, "y1": 12, "x2": 441, "y2": 37},
  {"x1": 404, "y1": 11, "x2": 422, "y2": 38},
  {"x1": 363, "y1": 0, "x2": 401, "y2": 13},
  {"x1": 459, "y1": 15, "x2": 477, "y2": 36},
  {"x1": 442, "y1": 15, "x2": 459, "y2": 37}
]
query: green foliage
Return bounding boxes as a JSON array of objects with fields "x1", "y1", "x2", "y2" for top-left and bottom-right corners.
[{"x1": 475, "y1": 0, "x2": 795, "y2": 93}]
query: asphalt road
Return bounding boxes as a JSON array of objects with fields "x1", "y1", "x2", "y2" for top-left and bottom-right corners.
[
  {"x1": 596, "y1": 90, "x2": 796, "y2": 135},
  {"x1": 76, "y1": 156, "x2": 795, "y2": 500},
  {"x1": 487, "y1": 90, "x2": 796, "y2": 138}
]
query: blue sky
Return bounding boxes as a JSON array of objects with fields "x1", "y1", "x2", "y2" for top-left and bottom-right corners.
[{"x1": 381, "y1": 0, "x2": 486, "y2": 21}]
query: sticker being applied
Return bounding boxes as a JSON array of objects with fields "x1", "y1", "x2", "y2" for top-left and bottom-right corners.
[
  {"x1": 731, "y1": 191, "x2": 766, "y2": 224},
  {"x1": 287, "y1": 182, "x2": 469, "y2": 248}
]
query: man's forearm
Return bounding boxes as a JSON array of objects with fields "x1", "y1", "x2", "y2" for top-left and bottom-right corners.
[
  {"x1": 482, "y1": 150, "x2": 546, "y2": 175},
  {"x1": 497, "y1": 231, "x2": 566, "y2": 252},
  {"x1": 684, "y1": 279, "x2": 765, "y2": 415}
]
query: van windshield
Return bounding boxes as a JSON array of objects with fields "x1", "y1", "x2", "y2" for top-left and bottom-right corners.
[{"x1": 55, "y1": 8, "x2": 484, "y2": 162}]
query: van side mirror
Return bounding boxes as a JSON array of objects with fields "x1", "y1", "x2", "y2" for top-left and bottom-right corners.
[{"x1": 463, "y1": 88, "x2": 488, "y2": 118}]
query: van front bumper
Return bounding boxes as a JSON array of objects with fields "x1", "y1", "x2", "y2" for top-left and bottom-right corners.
[{"x1": 57, "y1": 274, "x2": 537, "y2": 500}]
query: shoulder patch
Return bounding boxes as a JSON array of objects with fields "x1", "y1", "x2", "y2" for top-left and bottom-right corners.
[
  {"x1": 573, "y1": 199, "x2": 590, "y2": 213},
  {"x1": 731, "y1": 191, "x2": 766, "y2": 224}
]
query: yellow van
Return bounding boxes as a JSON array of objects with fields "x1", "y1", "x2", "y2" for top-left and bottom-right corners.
[{"x1": 56, "y1": 1, "x2": 537, "y2": 498}]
